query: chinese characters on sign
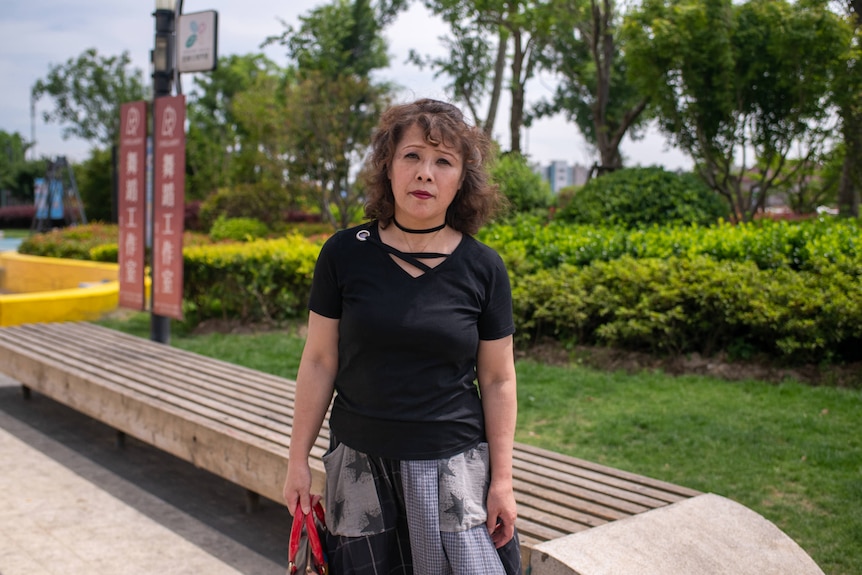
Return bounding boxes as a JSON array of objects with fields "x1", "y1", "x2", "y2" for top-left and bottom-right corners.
[
  {"x1": 152, "y1": 95, "x2": 186, "y2": 320},
  {"x1": 118, "y1": 102, "x2": 147, "y2": 310}
]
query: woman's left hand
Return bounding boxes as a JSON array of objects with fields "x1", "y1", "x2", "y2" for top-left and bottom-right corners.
[{"x1": 486, "y1": 480, "x2": 517, "y2": 548}]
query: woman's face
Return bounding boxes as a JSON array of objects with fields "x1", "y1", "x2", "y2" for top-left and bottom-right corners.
[{"x1": 388, "y1": 123, "x2": 463, "y2": 227}]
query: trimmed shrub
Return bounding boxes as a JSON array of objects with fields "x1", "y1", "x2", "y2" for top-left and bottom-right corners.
[
  {"x1": 199, "y1": 183, "x2": 294, "y2": 232},
  {"x1": 490, "y1": 152, "x2": 554, "y2": 214},
  {"x1": 20, "y1": 225, "x2": 214, "y2": 261},
  {"x1": 480, "y1": 215, "x2": 862, "y2": 276},
  {"x1": 511, "y1": 256, "x2": 862, "y2": 363},
  {"x1": 556, "y1": 166, "x2": 730, "y2": 228},
  {"x1": 209, "y1": 216, "x2": 269, "y2": 242},
  {"x1": 18, "y1": 223, "x2": 120, "y2": 260},
  {"x1": 183, "y1": 234, "x2": 322, "y2": 324},
  {"x1": 90, "y1": 243, "x2": 119, "y2": 263}
]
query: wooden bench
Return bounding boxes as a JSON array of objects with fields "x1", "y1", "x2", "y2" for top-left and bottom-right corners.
[{"x1": 0, "y1": 321, "x2": 699, "y2": 569}]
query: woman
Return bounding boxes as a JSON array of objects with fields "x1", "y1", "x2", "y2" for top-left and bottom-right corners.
[{"x1": 283, "y1": 99, "x2": 520, "y2": 574}]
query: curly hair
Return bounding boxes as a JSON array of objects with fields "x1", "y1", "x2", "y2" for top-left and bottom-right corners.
[{"x1": 364, "y1": 99, "x2": 503, "y2": 235}]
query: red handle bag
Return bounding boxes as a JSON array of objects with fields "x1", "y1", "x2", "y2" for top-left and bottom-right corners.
[{"x1": 288, "y1": 501, "x2": 328, "y2": 575}]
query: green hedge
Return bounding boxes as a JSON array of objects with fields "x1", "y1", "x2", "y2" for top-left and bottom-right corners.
[
  {"x1": 182, "y1": 234, "x2": 322, "y2": 324},
  {"x1": 555, "y1": 166, "x2": 730, "y2": 228},
  {"x1": 19, "y1": 224, "x2": 215, "y2": 262},
  {"x1": 512, "y1": 256, "x2": 862, "y2": 363},
  {"x1": 18, "y1": 224, "x2": 120, "y2": 260},
  {"x1": 208, "y1": 216, "x2": 270, "y2": 242},
  {"x1": 479, "y1": 216, "x2": 862, "y2": 277}
]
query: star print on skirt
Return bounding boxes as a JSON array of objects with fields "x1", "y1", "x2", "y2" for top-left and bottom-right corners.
[{"x1": 323, "y1": 442, "x2": 490, "y2": 537}]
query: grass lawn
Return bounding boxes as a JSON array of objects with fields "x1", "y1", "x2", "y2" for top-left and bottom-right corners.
[
  {"x1": 0, "y1": 229, "x2": 30, "y2": 238},
  {"x1": 96, "y1": 313, "x2": 862, "y2": 575}
]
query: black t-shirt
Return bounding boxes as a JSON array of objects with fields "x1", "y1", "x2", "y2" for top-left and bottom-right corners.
[{"x1": 309, "y1": 222, "x2": 515, "y2": 460}]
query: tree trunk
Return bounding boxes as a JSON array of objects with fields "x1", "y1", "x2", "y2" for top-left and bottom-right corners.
[
  {"x1": 838, "y1": 110, "x2": 862, "y2": 218},
  {"x1": 483, "y1": 29, "x2": 508, "y2": 139},
  {"x1": 509, "y1": 31, "x2": 525, "y2": 154},
  {"x1": 838, "y1": 1, "x2": 861, "y2": 218}
]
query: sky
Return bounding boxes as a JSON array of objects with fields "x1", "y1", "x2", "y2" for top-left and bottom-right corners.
[{"x1": 0, "y1": 0, "x2": 692, "y2": 172}]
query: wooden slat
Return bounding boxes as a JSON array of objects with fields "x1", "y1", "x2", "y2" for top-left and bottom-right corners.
[{"x1": 0, "y1": 321, "x2": 700, "y2": 566}]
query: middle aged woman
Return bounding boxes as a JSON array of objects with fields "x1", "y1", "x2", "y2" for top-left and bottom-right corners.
[{"x1": 283, "y1": 98, "x2": 521, "y2": 574}]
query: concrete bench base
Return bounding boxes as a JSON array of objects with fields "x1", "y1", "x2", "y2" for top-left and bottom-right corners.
[{"x1": 530, "y1": 493, "x2": 824, "y2": 575}]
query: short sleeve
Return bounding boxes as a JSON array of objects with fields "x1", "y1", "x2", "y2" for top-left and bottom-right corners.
[
  {"x1": 308, "y1": 233, "x2": 342, "y2": 319},
  {"x1": 477, "y1": 252, "x2": 515, "y2": 341}
]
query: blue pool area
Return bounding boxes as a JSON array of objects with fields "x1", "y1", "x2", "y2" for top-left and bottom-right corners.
[{"x1": 0, "y1": 237, "x2": 23, "y2": 252}]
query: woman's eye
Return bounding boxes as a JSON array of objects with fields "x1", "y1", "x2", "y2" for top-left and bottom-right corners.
[
  {"x1": 405, "y1": 152, "x2": 419, "y2": 159},
  {"x1": 437, "y1": 158, "x2": 451, "y2": 165}
]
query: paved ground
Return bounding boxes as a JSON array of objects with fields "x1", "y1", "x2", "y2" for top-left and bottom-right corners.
[{"x1": 0, "y1": 373, "x2": 291, "y2": 575}]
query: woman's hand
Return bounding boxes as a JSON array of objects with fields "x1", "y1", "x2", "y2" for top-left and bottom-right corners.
[
  {"x1": 486, "y1": 480, "x2": 517, "y2": 548},
  {"x1": 283, "y1": 458, "x2": 319, "y2": 515}
]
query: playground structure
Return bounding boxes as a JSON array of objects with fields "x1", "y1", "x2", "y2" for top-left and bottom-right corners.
[{"x1": 31, "y1": 157, "x2": 87, "y2": 234}]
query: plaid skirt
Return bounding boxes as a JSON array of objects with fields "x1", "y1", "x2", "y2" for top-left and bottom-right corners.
[{"x1": 322, "y1": 438, "x2": 522, "y2": 575}]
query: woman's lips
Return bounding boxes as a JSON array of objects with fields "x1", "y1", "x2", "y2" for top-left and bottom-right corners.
[{"x1": 410, "y1": 190, "x2": 433, "y2": 199}]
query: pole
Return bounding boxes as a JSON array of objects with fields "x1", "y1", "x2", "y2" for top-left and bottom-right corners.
[{"x1": 150, "y1": 3, "x2": 176, "y2": 345}]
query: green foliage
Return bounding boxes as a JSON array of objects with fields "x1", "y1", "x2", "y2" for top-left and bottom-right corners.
[
  {"x1": 418, "y1": 0, "x2": 555, "y2": 152},
  {"x1": 209, "y1": 216, "x2": 270, "y2": 242},
  {"x1": 490, "y1": 153, "x2": 553, "y2": 214},
  {"x1": 533, "y1": 0, "x2": 648, "y2": 169},
  {"x1": 19, "y1": 224, "x2": 213, "y2": 261},
  {"x1": 73, "y1": 148, "x2": 113, "y2": 223},
  {"x1": 510, "y1": 256, "x2": 862, "y2": 363},
  {"x1": 31, "y1": 48, "x2": 146, "y2": 146},
  {"x1": 623, "y1": 0, "x2": 850, "y2": 220},
  {"x1": 198, "y1": 183, "x2": 294, "y2": 232},
  {"x1": 185, "y1": 53, "x2": 287, "y2": 199},
  {"x1": 481, "y1": 215, "x2": 862, "y2": 275},
  {"x1": 271, "y1": 0, "x2": 391, "y2": 77},
  {"x1": 0, "y1": 131, "x2": 36, "y2": 202},
  {"x1": 482, "y1": 215, "x2": 862, "y2": 362},
  {"x1": 18, "y1": 223, "x2": 119, "y2": 260},
  {"x1": 89, "y1": 243, "x2": 119, "y2": 263},
  {"x1": 183, "y1": 235, "x2": 323, "y2": 324},
  {"x1": 555, "y1": 167, "x2": 730, "y2": 228},
  {"x1": 277, "y1": 71, "x2": 390, "y2": 229},
  {"x1": 262, "y1": 0, "x2": 396, "y2": 229}
]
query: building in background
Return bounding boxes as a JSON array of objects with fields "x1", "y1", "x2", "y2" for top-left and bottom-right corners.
[{"x1": 538, "y1": 160, "x2": 590, "y2": 193}]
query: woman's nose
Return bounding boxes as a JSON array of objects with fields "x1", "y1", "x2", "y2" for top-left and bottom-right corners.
[{"x1": 416, "y1": 160, "x2": 433, "y2": 181}]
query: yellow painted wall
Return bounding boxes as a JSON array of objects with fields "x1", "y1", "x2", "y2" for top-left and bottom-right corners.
[
  {"x1": 0, "y1": 253, "x2": 124, "y2": 327},
  {"x1": 0, "y1": 252, "x2": 118, "y2": 293}
]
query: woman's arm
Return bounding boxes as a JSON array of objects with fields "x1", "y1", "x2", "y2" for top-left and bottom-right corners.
[
  {"x1": 283, "y1": 311, "x2": 340, "y2": 514},
  {"x1": 477, "y1": 334, "x2": 518, "y2": 548}
]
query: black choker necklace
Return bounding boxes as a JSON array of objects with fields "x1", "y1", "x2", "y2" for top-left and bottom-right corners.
[{"x1": 392, "y1": 217, "x2": 446, "y2": 234}]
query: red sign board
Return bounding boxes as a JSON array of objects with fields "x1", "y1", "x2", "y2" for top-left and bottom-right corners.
[
  {"x1": 152, "y1": 95, "x2": 186, "y2": 320},
  {"x1": 118, "y1": 101, "x2": 147, "y2": 310}
]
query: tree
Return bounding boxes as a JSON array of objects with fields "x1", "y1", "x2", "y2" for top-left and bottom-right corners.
[
  {"x1": 490, "y1": 152, "x2": 553, "y2": 214},
  {"x1": 534, "y1": 0, "x2": 649, "y2": 174},
  {"x1": 31, "y1": 48, "x2": 146, "y2": 147},
  {"x1": 281, "y1": 72, "x2": 391, "y2": 228},
  {"x1": 0, "y1": 131, "x2": 43, "y2": 204},
  {"x1": 73, "y1": 148, "x2": 113, "y2": 222},
  {"x1": 624, "y1": 0, "x2": 850, "y2": 221},
  {"x1": 409, "y1": 2, "x2": 507, "y2": 136},
  {"x1": 833, "y1": 0, "x2": 862, "y2": 217},
  {"x1": 267, "y1": 0, "x2": 397, "y2": 228},
  {"x1": 185, "y1": 53, "x2": 284, "y2": 199},
  {"x1": 417, "y1": 0, "x2": 557, "y2": 154}
]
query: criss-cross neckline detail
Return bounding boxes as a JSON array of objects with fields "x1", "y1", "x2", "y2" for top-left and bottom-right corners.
[{"x1": 356, "y1": 223, "x2": 460, "y2": 276}]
